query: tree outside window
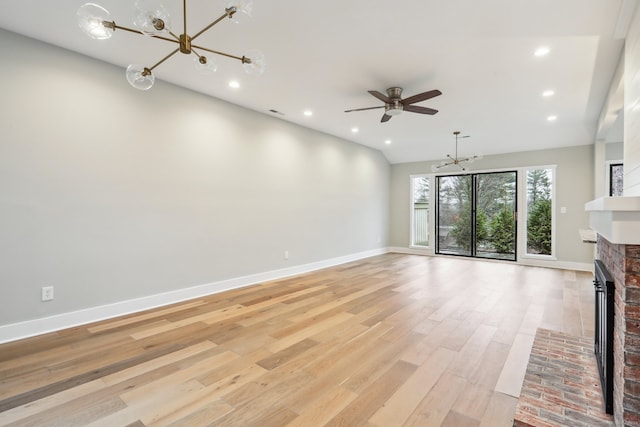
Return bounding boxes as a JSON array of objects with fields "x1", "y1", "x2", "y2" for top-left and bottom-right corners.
[{"x1": 526, "y1": 169, "x2": 552, "y2": 255}]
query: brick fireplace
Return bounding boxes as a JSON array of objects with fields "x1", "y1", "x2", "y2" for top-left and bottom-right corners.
[
  {"x1": 597, "y1": 236, "x2": 640, "y2": 426},
  {"x1": 586, "y1": 196, "x2": 640, "y2": 426}
]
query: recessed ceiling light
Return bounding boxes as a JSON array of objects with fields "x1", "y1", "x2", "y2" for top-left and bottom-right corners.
[
  {"x1": 542, "y1": 90, "x2": 555, "y2": 97},
  {"x1": 534, "y1": 46, "x2": 550, "y2": 57},
  {"x1": 228, "y1": 80, "x2": 240, "y2": 89},
  {"x1": 303, "y1": 110, "x2": 313, "y2": 117},
  {"x1": 351, "y1": 127, "x2": 359, "y2": 133},
  {"x1": 547, "y1": 115, "x2": 557, "y2": 121},
  {"x1": 385, "y1": 139, "x2": 392, "y2": 145}
]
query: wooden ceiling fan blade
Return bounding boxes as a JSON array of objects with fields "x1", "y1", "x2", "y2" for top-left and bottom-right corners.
[
  {"x1": 403, "y1": 105, "x2": 439, "y2": 115},
  {"x1": 344, "y1": 106, "x2": 386, "y2": 112},
  {"x1": 402, "y1": 89, "x2": 442, "y2": 105},
  {"x1": 368, "y1": 90, "x2": 392, "y2": 104},
  {"x1": 381, "y1": 113, "x2": 392, "y2": 123}
]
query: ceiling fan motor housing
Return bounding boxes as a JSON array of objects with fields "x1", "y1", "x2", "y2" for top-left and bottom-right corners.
[{"x1": 386, "y1": 87, "x2": 404, "y2": 115}]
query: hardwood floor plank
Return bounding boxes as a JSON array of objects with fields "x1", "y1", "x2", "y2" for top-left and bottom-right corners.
[
  {"x1": 100, "y1": 340, "x2": 218, "y2": 386},
  {"x1": 0, "y1": 254, "x2": 596, "y2": 427},
  {"x1": 284, "y1": 386, "x2": 358, "y2": 427},
  {"x1": 403, "y1": 372, "x2": 468, "y2": 426},
  {"x1": 451, "y1": 382, "x2": 494, "y2": 422},
  {"x1": 494, "y1": 332, "x2": 536, "y2": 398},
  {"x1": 161, "y1": 399, "x2": 233, "y2": 427},
  {"x1": 256, "y1": 338, "x2": 319, "y2": 370},
  {"x1": 368, "y1": 346, "x2": 456, "y2": 426},
  {"x1": 324, "y1": 360, "x2": 417, "y2": 427},
  {"x1": 478, "y1": 391, "x2": 518, "y2": 427},
  {"x1": 87, "y1": 300, "x2": 207, "y2": 334},
  {"x1": 0, "y1": 379, "x2": 105, "y2": 425}
]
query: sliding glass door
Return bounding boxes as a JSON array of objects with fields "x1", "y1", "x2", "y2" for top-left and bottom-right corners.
[{"x1": 436, "y1": 171, "x2": 517, "y2": 260}]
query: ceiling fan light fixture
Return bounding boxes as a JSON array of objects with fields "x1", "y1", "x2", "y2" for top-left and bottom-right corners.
[
  {"x1": 126, "y1": 64, "x2": 155, "y2": 90},
  {"x1": 385, "y1": 106, "x2": 403, "y2": 116},
  {"x1": 344, "y1": 87, "x2": 441, "y2": 123},
  {"x1": 77, "y1": 3, "x2": 114, "y2": 40}
]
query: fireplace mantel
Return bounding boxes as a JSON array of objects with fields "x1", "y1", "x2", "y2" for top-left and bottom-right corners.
[{"x1": 585, "y1": 196, "x2": 640, "y2": 244}]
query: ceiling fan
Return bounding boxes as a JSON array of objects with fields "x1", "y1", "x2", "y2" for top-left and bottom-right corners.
[{"x1": 344, "y1": 87, "x2": 442, "y2": 123}]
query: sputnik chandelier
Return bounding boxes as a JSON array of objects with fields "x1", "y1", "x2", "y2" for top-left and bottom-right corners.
[
  {"x1": 431, "y1": 131, "x2": 483, "y2": 172},
  {"x1": 76, "y1": 0, "x2": 265, "y2": 90}
]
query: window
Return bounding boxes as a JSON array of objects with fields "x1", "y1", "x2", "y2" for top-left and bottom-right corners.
[
  {"x1": 609, "y1": 163, "x2": 623, "y2": 196},
  {"x1": 411, "y1": 176, "x2": 430, "y2": 247},
  {"x1": 436, "y1": 171, "x2": 517, "y2": 260},
  {"x1": 525, "y1": 168, "x2": 554, "y2": 257}
]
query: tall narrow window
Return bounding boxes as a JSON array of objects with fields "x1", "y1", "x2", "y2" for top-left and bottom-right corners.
[
  {"x1": 411, "y1": 176, "x2": 430, "y2": 247},
  {"x1": 609, "y1": 163, "x2": 623, "y2": 196},
  {"x1": 525, "y1": 168, "x2": 553, "y2": 256}
]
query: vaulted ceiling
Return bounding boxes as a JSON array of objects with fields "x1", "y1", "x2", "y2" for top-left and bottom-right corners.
[{"x1": 0, "y1": 0, "x2": 629, "y2": 163}]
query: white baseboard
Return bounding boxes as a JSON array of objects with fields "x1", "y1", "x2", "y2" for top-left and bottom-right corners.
[
  {"x1": 0, "y1": 248, "x2": 387, "y2": 344},
  {"x1": 388, "y1": 246, "x2": 593, "y2": 272},
  {"x1": 388, "y1": 246, "x2": 434, "y2": 256}
]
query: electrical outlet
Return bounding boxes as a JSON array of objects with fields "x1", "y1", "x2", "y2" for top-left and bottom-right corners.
[
  {"x1": 284, "y1": 250, "x2": 289, "y2": 260},
  {"x1": 41, "y1": 286, "x2": 54, "y2": 302}
]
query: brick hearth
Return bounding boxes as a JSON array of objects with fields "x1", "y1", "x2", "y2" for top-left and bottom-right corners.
[{"x1": 514, "y1": 328, "x2": 614, "y2": 427}]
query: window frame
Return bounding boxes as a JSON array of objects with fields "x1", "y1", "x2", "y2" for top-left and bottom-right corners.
[
  {"x1": 409, "y1": 174, "x2": 434, "y2": 251},
  {"x1": 519, "y1": 165, "x2": 557, "y2": 261},
  {"x1": 606, "y1": 161, "x2": 624, "y2": 197}
]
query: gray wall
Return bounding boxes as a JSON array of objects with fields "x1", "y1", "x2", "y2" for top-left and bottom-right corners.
[
  {"x1": 389, "y1": 144, "x2": 594, "y2": 265},
  {"x1": 607, "y1": 141, "x2": 624, "y2": 161},
  {"x1": 0, "y1": 30, "x2": 390, "y2": 326}
]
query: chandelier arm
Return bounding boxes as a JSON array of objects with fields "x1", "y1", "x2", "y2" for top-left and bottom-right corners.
[
  {"x1": 168, "y1": 31, "x2": 180, "y2": 41},
  {"x1": 183, "y1": 0, "x2": 187, "y2": 36},
  {"x1": 191, "y1": 12, "x2": 234, "y2": 41},
  {"x1": 148, "y1": 47, "x2": 181, "y2": 71},
  {"x1": 190, "y1": 44, "x2": 245, "y2": 62},
  {"x1": 111, "y1": 23, "x2": 146, "y2": 35},
  {"x1": 111, "y1": 23, "x2": 180, "y2": 45}
]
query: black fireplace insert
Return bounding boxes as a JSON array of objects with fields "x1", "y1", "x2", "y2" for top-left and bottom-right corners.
[{"x1": 594, "y1": 259, "x2": 614, "y2": 414}]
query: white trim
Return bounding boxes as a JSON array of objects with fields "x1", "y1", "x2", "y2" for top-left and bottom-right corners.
[
  {"x1": 519, "y1": 166, "x2": 557, "y2": 260},
  {"x1": 387, "y1": 247, "x2": 591, "y2": 272},
  {"x1": 409, "y1": 174, "x2": 433, "y2": 251},
  {"x1": 391, "y1": 246, "x2": 435, "y2": 256},
  {"x1": 518, "y1": 258, "x2": 592, "y2": 272},
  {"x1": 0, "y1": 248, "x2": 386, "y2": 344}
]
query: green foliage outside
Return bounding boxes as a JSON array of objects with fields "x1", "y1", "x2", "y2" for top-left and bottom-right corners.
[
  {"x1": 526, "y1": 169, "x2": 552, "y2": 255},
  {"x1": 450, "y1": 203, "x2": 489, "y2": 251},
  {"x1": 489, "y1": 206, "x2": 515, "y2": 253},
  {"x1": 527, "y1": 198, "x2": 552, "y2": 254}
]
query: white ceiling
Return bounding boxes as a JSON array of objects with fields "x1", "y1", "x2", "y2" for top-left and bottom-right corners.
[{"x1": 0, "y1": 0, "x2": 629, "y2": 164}]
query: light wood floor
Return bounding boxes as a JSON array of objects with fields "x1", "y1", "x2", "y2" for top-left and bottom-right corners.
[{"x1": 0, "y1": 254, "x2": 595, "y2": 427}]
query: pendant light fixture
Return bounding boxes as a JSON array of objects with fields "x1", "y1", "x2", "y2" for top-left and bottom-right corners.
[
  {"x1": 432, "y1": 131, "x2": 483, "y2": 172},
  {"x1": 77, "y1": 0, "x2": 265, "y2": 90}
]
